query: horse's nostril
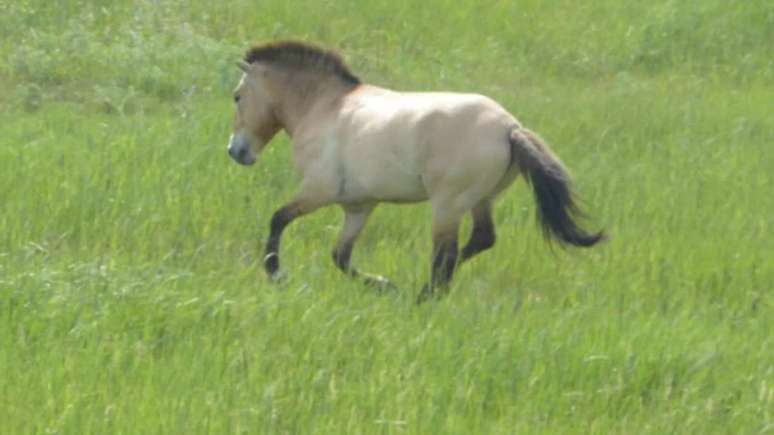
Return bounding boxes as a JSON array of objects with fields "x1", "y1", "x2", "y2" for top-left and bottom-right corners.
[{"x1": 228, "y1": 146, "x2": 246, "y2": 161}]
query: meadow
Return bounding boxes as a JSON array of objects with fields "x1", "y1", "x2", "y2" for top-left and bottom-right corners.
[{"x1": 0, "y1": 0, "x2": 772, "y2": 433}]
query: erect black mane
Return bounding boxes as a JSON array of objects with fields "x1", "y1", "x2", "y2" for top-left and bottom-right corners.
[{"x1": 244, "y1": 40, "x2": 361, "y2": 85}]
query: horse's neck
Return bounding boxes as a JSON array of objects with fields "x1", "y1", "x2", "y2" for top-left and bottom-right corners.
[{"x1": 273, "y1": 74, "x2": 352, "y2": 138}]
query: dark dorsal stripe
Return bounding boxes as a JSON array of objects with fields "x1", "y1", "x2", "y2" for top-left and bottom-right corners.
[{"x1": 244, "y1": 41, "x2": 361, "y2": 85}]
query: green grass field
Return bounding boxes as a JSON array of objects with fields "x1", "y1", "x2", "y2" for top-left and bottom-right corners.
[{"x1": 1, "y1": 0, "x2": 772, "y2": 433}]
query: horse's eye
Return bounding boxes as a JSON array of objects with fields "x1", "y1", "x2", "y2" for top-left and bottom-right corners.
[{"x1": 234, "y1": 95, "x2": 241, "y2": 103}]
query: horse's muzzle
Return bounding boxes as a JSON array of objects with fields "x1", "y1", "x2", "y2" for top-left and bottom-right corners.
[{"x1": 227, "y1": 134, "x2": 257, "y2": 165}]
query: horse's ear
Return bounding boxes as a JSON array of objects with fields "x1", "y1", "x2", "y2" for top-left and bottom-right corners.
[{"x1": 236, "y1": 60, "x2": 252, "y2": 73}]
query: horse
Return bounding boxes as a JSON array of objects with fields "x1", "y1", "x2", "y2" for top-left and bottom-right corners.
[{"x1": 226, "y1": 41, "x2": 605, "y2": 302}]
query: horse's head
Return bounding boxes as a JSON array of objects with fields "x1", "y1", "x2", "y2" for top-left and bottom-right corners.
[{"x1": 227, "y1": 61, "x2": 281, "y2": 166}]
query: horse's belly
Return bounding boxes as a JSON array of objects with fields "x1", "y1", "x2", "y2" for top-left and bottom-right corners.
[
  {"x1": 341, "y1": 158, "x2": 427, "y2": 203},
  {"x1": 368, "y1": 174, "x2": 428, "y2": 203}
]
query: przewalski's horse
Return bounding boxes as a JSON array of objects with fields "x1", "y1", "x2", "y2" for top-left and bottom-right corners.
[{"x1": 227, "y1": 41, "x2": 604, "y2": 302}]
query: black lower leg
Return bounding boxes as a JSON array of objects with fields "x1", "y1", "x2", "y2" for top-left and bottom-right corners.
[
  {"x1": 264, "y1": 206, "x2": 297, "y2": 276},
  {"x1": 333, "y1": 242, "x2": 396, "y2": 290},
  {"x1": 460, "y1": 223, "x2": 495, "y2": 262},
  {"x1": 417, "y1": 238, "x2": 458, "y2": 304},
  {"x1": 431, "y1": 239, "x2": 458, "y2": 287},
  {"x1": 332, "y1": 242, "x2": 358, "y2": 277}
]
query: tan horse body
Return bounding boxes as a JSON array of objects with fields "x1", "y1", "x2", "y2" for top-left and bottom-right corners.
[{"x1": 227, "y1": 41, "x2": 604, "y2": 301}]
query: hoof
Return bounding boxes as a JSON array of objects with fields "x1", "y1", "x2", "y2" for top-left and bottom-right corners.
[
  {"x1": 363, "y1": 274, "x2": 397, "y2": 292},
  {"x1": 268, "y1": 269, "x2": 287, "y2": 283},
  {"x1": 416, "y1": 284, "x2": 434, "y2": 304},
  {"x1": 416, "y1": 283, "x2": 449, "y2": 304},
  {"x1": 264, "y1": 253, "x2": 287, "y2": 283},
  {"x1": 264, "y1": 252, "x2": 279, "y2": 275}
]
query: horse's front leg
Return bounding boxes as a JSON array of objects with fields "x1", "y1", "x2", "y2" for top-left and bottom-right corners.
[
  {"x1": 264, "y1": 198, "x2": 324, "y2": 279},
  {"x1": 332, "y1": 204, "x2": 396, "y2": 290}
]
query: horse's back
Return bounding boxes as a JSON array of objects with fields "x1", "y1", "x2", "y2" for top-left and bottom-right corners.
[
  {"x1": 347, "y1": 87, "x2": 512, "y2": 125},
  {"x1": 341, "y1": 87, "x2": 516, "y2": 151},
  {"x1": 332, "y1": 86, "x2": 517, "y2": 206}
]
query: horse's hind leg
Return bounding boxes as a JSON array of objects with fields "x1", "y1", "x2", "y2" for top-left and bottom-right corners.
[
  {"x1": 332, "y1": 204, "x2": 395, "y2": 289},
  {"x1": 460, "y1": 200, "x2": 496, "y2": 263},
  {"x1": 417, "y1": 205, "x2": 462, "y2": 303}
]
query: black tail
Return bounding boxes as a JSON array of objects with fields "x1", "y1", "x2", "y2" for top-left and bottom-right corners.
[{"x1": 509, "y1": 128, "x2": 605, "y2": 247}]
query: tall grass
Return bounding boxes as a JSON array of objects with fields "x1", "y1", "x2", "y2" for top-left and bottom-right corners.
[{"x1": 1, "y1": 0, "x2": 772, "y2": 433}]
